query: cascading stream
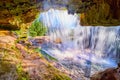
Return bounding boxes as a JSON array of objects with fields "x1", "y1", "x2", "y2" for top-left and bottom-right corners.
[{"x1": 38, "y1": 9, "x2": 120, "y2": 79}]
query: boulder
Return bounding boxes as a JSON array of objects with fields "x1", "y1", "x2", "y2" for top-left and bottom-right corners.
[{"x1": 90, "y1": 63, "x2": 120, "y2": 80}]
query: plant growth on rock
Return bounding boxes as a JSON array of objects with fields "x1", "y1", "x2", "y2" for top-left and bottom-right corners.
[{"x1": 29, "y1": 19, "x2": 47, "y2": 37}]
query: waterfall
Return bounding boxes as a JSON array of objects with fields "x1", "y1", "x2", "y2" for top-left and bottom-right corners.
[{"x1": 38, "y1": 9, "x2": 120, "y2": 78}]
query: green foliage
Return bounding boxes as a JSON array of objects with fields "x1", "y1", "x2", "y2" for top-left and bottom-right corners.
[
  {"x1": 13, "y1": 28, "x2": 27, "y2": 41},
  {"x1": 29, "y1": 19, "x2": 47, "y2": 37},
  {"x1": 16, "y1": 63, "x2": 23, "y2": 73},
  {"x1": 34, "y1": 48, "x2": 41, "y2": 53},
  {"x1": 81, "y1": 2, "x2": 120, "y2": 26},
  {"x1": 0, "y1": 1, "x2": 40, "y2": 16}
]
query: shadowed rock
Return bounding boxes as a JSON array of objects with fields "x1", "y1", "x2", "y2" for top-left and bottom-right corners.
[{"x1": 90, "y1": 63, "x2": 120, "y2": 80}]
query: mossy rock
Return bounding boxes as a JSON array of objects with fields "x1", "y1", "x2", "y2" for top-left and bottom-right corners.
[
  {"x1": 52, "y1": 74, "x2": 71, "y2": 80},
  {"x1": 0, "y1": 0, "x2": 41, "y2": 30}
]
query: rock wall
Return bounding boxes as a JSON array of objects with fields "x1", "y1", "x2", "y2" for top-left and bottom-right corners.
[{"x1": 80, "y1": 0, "x2": 120, "y2": 26}]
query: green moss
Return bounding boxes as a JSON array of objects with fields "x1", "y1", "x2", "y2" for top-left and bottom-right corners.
[
  {"x1": 0, "y1": 61, "x2": 11, "y2": 73},
  {"x1": 52, "y1": 74, "x2": 71, "y2": 80},
  {"x1": 0, "y1": 60, "x2": 29, "y2": 80},
  {"x1": 40, "y1": 49, "x2": 58, "y2": 61},
  {"x1": 45, "y1": 64, "x2": 71, "y2": 80},
  {"x1": 29, "y1": 19, "x2": 47, "y2": 37},
  {"x1": 16, "y1": 63, "x2": 29, "y2": 80}
]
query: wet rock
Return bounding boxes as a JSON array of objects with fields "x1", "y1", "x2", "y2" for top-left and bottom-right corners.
[
  {"x1": 90, "y1": 63, "x2": 120, "y2": 80},
  {"x1": 28, "y1": 36, "x2": 50, "y2": 46}
]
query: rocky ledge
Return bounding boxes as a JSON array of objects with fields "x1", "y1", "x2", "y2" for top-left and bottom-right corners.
[{"x1": 0, "y1": 31, "x2": 71, "y2": 80}]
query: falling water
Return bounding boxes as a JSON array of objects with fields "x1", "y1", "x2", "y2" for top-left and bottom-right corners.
[{"x1": 38, "y1": 9, "x2": 120, "y2": 79}]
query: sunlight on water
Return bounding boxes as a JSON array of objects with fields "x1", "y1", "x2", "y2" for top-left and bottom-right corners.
[{"x1": 38, "y1": 9, "x2": 120, "y2": 78}]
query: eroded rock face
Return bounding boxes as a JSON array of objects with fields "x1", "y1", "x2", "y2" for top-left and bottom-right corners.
[{"x1": 91, "y1": 64, "x2": 120, "y2": 80}]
